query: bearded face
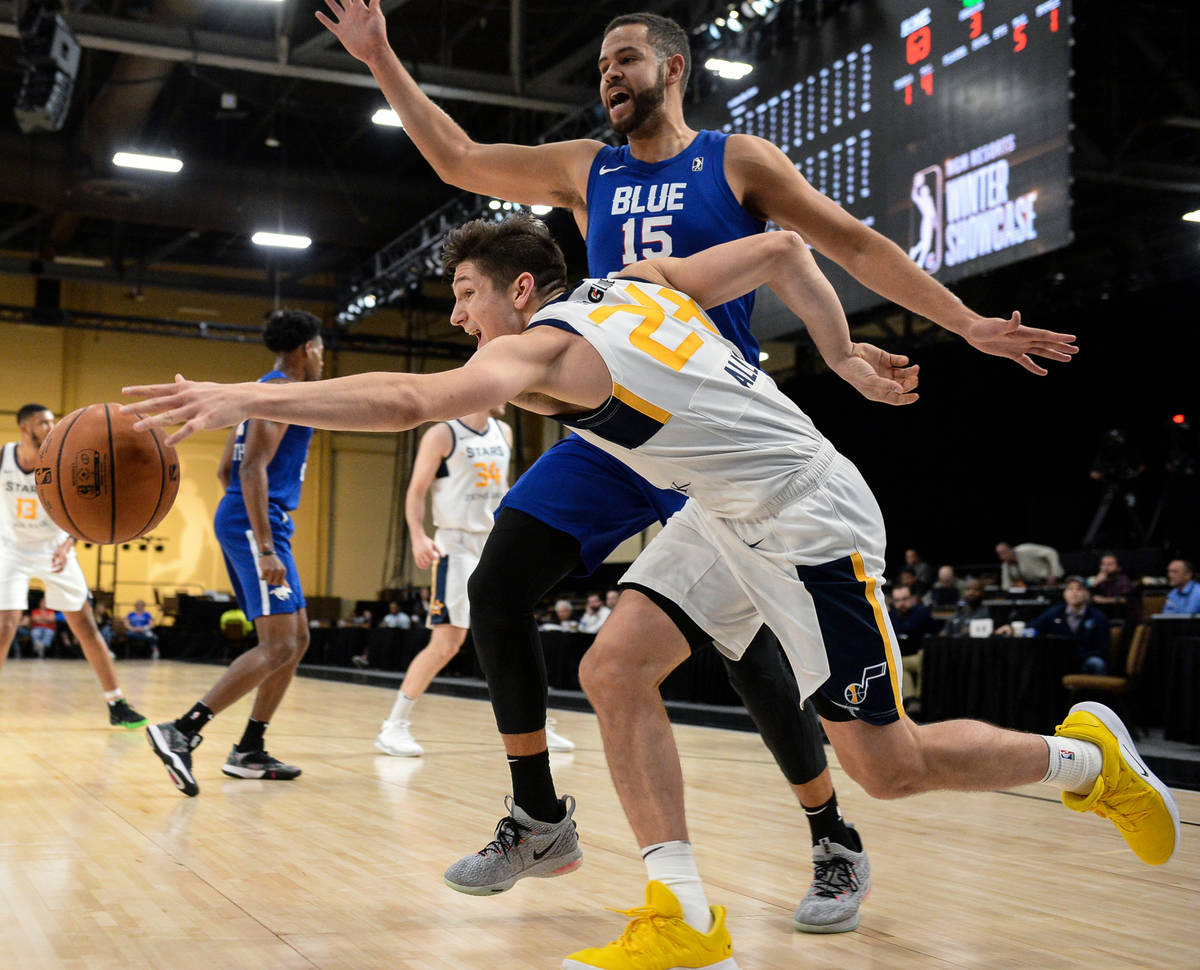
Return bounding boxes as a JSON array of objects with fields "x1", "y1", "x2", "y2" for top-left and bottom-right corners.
[{"x1": 606, "y1": 63, "x2": 668, "y2": 135}]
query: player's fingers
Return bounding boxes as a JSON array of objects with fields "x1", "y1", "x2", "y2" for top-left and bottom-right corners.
[
  {"x1": 321, "y1": 0, "x2": 345, "y2": 16},
  {"x1": 1014, "y1": 353, "x2": 1048, "y2": 376},
  {"x1": 1031, "y1": 347, "x2": 1074, "y2": 362},
  {"x1": 165, "y1": 418, "x2": 201, "y2": 446}
]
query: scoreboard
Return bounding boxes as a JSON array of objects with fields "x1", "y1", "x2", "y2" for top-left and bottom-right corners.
[{"x1": 696, "y1": 0, "x2": 1073, "y2": 321}]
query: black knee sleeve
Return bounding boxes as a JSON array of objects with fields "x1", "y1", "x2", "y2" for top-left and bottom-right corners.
[
  {"x1": 468, "y1": 508, "x2": 582, "y2": 735},
  {"x1": 721, "y1": 626, "x2": 829, "y2": 786}
]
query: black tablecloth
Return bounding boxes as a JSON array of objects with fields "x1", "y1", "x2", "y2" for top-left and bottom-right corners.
[
  {"x1": 1140, "y1": 617, "x2": 1200, "y2": 727},
  {"x1": 920, "y1": 635, "x2": 1077, "y2": 733},
  {"x1": 1163, "y1": 636, "x2": 1200, "y2": 744}
]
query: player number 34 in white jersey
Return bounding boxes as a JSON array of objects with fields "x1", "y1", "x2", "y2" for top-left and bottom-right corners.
[{"x1": 430, "y1": 418, "x2": 511, "y2": 534}]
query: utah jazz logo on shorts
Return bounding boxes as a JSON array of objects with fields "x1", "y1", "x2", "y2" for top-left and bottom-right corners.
[
  {"x1": 844, "y1": 662, "x2": 889, "y2": 706},
  {"x1": 430, "y1": 597, "x2": 444, "y2": 617}
]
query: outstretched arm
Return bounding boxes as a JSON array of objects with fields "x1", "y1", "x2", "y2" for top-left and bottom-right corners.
[
  {"x1": 316, "y1": 0, "x2": 599, "y2": 208},
  {"x1": 123, "y1": 333, "x2": 558, "y2": 445},
  {"x1": 406, "y1": 423, "x2": 453, "y2": 570},
  {"x1": 625, "y1": 232, "x2": 919, "y2": 406},
  {"x1": 727, "y1": 135, "x2": 1077, "y2": 375}
]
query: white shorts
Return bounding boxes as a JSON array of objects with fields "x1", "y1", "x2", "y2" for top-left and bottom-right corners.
[
  {"x1": 0, "y1": 540, "x2": 90, "y2": 612},
  {"x1": 428, "y1": 529, "x2": 488, "y2": 629},
  {"x1": 621, "y1": 452, "x2": 905, "y2": 725}
]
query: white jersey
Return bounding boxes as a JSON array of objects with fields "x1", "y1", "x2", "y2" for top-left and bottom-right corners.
[
  {"x1": 0, "y1": 442, "x2": 67, "y2": 548},
  {"x1": 529, "y1": 278, "x2": 831, "y2": 519},
  {"x1": 430, "y1": 418, "x2": 511, "y2": 533}
]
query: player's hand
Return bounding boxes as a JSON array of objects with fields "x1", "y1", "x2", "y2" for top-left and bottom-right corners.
[
  {"x1": 834, "y1": 343, "x2": 920, "y2": 406},
  {"x1": 122, "y1": 375, "x2": 254, "y2": 445},
  {"x1": 316, "y1": 0, "x2": 390, "y2": 65},
  {"x1": 962, "y1": 312, "x2": 1078, "y2": 376},
  {"x1": 411, "y1": 534, "x2": 443, "y2": 571},
  {"x1": 259, "y1": 553, "x2": 287, "y2": 588},
  {"x1": 50, "y1": 542, "x2": 70, "y2": 573}
]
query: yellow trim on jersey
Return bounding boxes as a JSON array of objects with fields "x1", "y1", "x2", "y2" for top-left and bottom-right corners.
[
  {"x1": 850, "y1": 551, "x2": 906, "y2": 720},
  {"x1": 611, "y1": 383, "x2": 672, "y2": 425}
]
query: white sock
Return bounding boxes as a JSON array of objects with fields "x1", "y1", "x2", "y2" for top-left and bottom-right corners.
[
  {"x1": 641, "y1": 840, "x2": 712, "y2": 933},
  {"x1": 1040, "y1": 736, "x2": 1103, "y2": 795},
  {"x1": 387, "y1": 692, "x2": 416, "y2": 725},
  {"x1": 104, "y1": 688, "x2": 123, "y2": 703}
]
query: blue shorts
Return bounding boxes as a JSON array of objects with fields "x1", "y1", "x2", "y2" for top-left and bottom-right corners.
[
  {"x1": 498, "y1": 434, "x2": 685, "y2": 574},
  {"x1": 214, "y1": 494, "x2": 305, "y2": 622}
]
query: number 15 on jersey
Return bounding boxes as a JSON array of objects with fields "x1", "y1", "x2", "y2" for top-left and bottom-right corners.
[{"x1": 621, "y1": 216, "x2": 674, "y2": 264}]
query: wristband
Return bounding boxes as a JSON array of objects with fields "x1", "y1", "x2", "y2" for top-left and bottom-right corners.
[{"x1": 259, "y1": 548, "x2": 275, "y2": 557}]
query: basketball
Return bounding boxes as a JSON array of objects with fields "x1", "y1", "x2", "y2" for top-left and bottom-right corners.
[{"x1": 33, "y1": 402, "x2": 181, "y2": 544}]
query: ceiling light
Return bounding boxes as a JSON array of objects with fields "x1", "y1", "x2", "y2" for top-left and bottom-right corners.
[
  {"x1": 758, "y1": 350, "x2": 770, "y2": 362},
  {"x1": 251, "y1": 231, "x2": 311, "y2": 249},
  {"x1": 726, "y1": 17, "x2": 743, "y2": 32},
  {"x1": 705, "y1": 58, "x2": 754, "y2": 80},
  {"x1": 372, "y1": 107, "x2": 404, "y2": 128},
  {"x1": 1184, "y1": 209, "x2": 1200, "y2": 222},
  {"x1": 488, "y1": 200, "x2": 502, "y2": 210},
  {"x1": 362, "y1": 293, "x2": 377, "y2": 308},
  {"x1": 53, "y1": 255, "x2": 105, "y2": 267},
  {"x1": 530, "y1": 205, "x2": 553, "y2": 215},
  {"x1": 112, "y1": 151, "x2": 182, "y2": 173}
]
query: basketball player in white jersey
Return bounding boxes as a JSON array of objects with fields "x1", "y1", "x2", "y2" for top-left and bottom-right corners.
[
  {"x1": 127, "y1": 219, "x2": 1173, "y2": 970},
  {"x1": 375, "y1": 406, "x2": 573, "y2": 755},
  {"x1": 0, "y1": 404, "x2": 148, "y2": 729}
]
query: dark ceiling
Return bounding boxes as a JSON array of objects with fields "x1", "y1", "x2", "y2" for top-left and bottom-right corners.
[{"x1": 0, "y1": 0, "x2": 1197, "y2": 319}]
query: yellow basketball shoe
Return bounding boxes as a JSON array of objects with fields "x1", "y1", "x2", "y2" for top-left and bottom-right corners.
[
  {"x1": 1054, "y1": 701, "x2": 1180, "y2": 865},
  {"x1": 562, "y1": 881, "x2": 738, "y2": 970}
]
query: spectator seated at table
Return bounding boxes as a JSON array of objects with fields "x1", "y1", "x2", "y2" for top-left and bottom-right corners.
[
  {"x1": 998, "y1": 577, "x2": 1110, "y2": 674},
  {"x1": 538, "y1": 599, "x2": 578, "y2": 633},
  {"x1": 889, "y1": 584, "x2": 939, "y2": 651},
  {"x1": 929, "y1": 564, "x2": 965, "y2": 608},
  {"x1": 380, "y1": 601, "x2": 412, "y2": 630},
  {"x1": 29, "y1": 600, "x2": 57, "y2": 657},
  {"x1": 605, "y1": 588, "x2": 621, "y2": 611},
  {"x1": 996, "y1": 540, "x2": 1062, "y2": 590},
  {"x1": 576, "y1": 592, "x2": 611, "y2": 635},
  {"x1": 410, "y1": 587, "x2": 431, "y2": 628},
  {"x1": 1088, "y1": 551, "x2": 1141, "y2": 624},
  {"x1": 895, "y1": 567, "x2": 929, "y2": 601},
  {"x1": 125, "y1": 599, "x2": 159, "y2": 659},
  {"x1": 940, "y1": 579, "x2": 993, "y2": 637},
  {"x1": 1163, "y1": 559, "x2": 1200, "y2": 615},
  {"x1": 904, "y1": 547, "x2": 934, "y2": 592}
]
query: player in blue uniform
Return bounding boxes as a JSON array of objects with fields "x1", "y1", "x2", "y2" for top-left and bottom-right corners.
[
  {"x1": 319, "y1": 4, "x2": 1075, "y2": 928},
  {"x1": 145, "y1": 310, "x2": 324, "y2": 796}
]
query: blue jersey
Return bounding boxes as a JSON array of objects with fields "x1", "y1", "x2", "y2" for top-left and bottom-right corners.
[
  {"x1": 223, "y1": 370, "x2": 314, "y2": 512},
  {"x1": 584, "y1": 129, "x2": 764, "y2": 361},
  {"x1": 501, "y1": 130, "x2": 766, "y2": 572}
]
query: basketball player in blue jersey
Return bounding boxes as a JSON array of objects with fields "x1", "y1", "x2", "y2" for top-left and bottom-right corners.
[
  {"x1": 316, "y1": 4, "x2": 1076, "y2": 928},
  {"x1": 127, "y1": 218, "x2": 1170, "y2": 970},
  {"x1": 145, "y1": 310, "x2": 324, "y2": 797}
]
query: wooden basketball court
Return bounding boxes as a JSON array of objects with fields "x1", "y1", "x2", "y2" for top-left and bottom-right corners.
[{"x1": 1, "y1": 659, "x2": 1196, "y2": 969}]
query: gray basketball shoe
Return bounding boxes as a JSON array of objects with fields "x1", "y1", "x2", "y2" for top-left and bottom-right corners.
[
  {"x1": 146, "y1": 721, "x2": 202, "y2": 797},
  {"x1": 444, "y1": 795, "x2": 582, "y2": 895},
  {"x1": 792, "y1": 826, "x2": 870, "y2": 933}
]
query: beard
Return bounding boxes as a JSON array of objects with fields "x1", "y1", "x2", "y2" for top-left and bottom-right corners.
[{"x1": 607, "y1": 67, "x2": 667, "y2": 136}]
